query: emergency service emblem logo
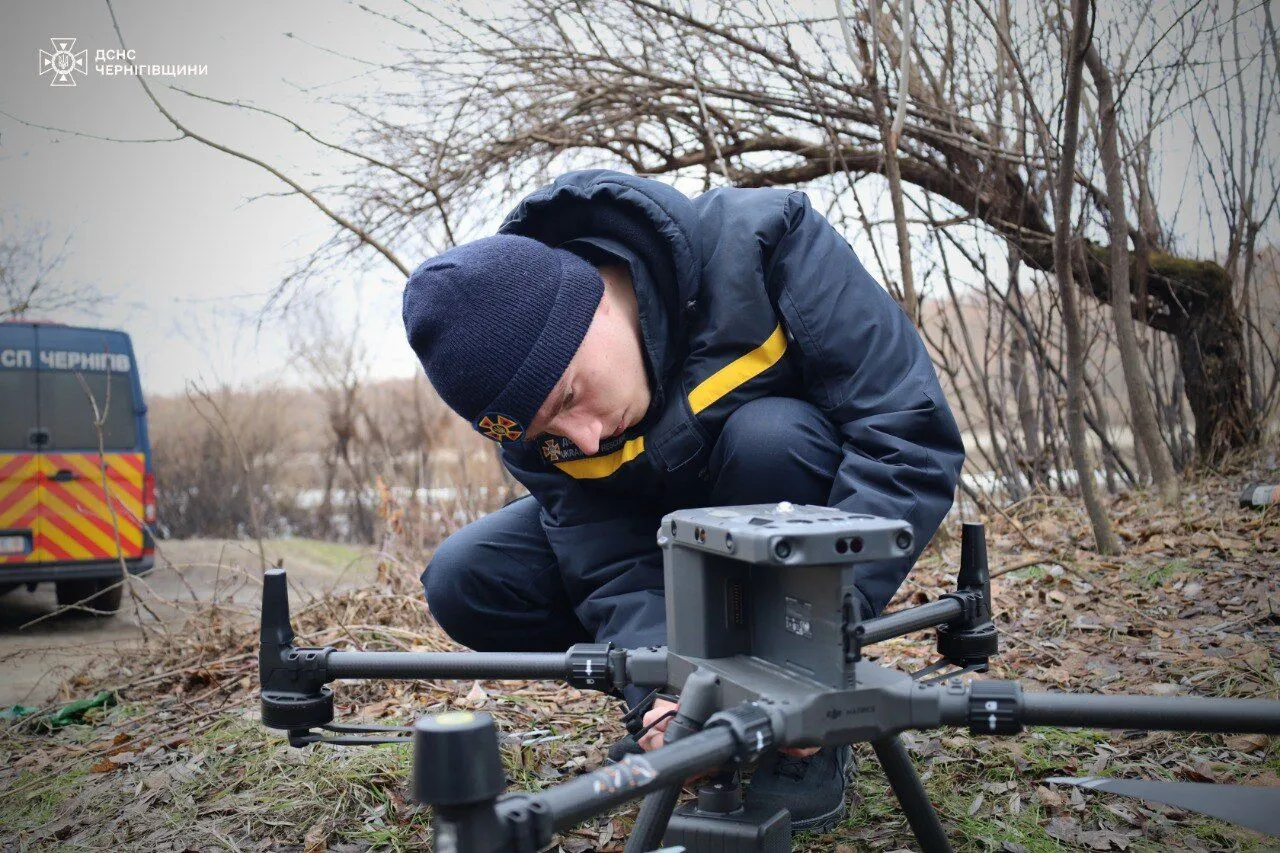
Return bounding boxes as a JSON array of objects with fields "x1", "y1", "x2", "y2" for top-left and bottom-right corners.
[
  {"x1": 538, "y1": 434, "x2": 625, "y2": 463},
  {"x1": 39, "y1": 38, "x2": 88, "y2": 87},
  {"x1": 477, "y1": 413, "x2": 523, "y2": 444}
]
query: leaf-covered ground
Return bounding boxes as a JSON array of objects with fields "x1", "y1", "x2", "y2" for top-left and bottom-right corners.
[{"x1": 2, "y1": 462, "x2": 1277, "y2": 852}]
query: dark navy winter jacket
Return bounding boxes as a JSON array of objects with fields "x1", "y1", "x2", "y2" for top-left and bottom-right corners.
[{"x1": 496, "y1": 170, "x2": 965, "y2": 653}]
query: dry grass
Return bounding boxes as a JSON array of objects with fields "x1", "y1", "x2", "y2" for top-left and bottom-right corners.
[{"x1": 2, "y1": 460, "x2": 1277, "y2": 852}]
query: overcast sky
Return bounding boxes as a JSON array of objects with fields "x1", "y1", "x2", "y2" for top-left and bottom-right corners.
[{"x1": 1, "y1": 1, "x2": 425, "y2": 398}]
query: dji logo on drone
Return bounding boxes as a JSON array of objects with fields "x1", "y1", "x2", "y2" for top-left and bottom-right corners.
[{"x1": 39, "y1": 38, "x2": 88, "y2": 87}]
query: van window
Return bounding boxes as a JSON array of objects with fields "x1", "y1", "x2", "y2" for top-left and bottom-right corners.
[
  {"x1": 39, "y1": 371, "x2": 138, "y2": 450},
  {"x1": 0, "y1": 369, "x2": 38, "y2": 450}
]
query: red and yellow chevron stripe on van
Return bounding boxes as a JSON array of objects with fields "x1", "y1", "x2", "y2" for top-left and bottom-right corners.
[
  {"x1": 0, "y1": 453, "x2": 39, "y2": 564},
  {"x1": 0, "y1": 452, "x2": 145, "y2": 565}
]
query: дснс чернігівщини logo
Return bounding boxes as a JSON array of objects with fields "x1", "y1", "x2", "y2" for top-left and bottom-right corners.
[{"x1": 39, "y1": 38, "x2": 88, "y2": 87}]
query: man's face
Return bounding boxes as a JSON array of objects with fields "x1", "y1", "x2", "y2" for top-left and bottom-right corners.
[{"x1": 526, "y1": 289, "x2": 651, "y2": 456}]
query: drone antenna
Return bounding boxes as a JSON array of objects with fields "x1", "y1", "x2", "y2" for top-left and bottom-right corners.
[
  {"x1": 259, "y1": 568, "x2": 336, "y2": 734},
  {"x1": 936, "y1": 522, "x2": 998, "y2": 670},
  {"x1": 261, "y1": 568, "x2": 296, "y2": 653},
  {"x1": 957, "y1": 522, "x2": 992, "y2": 622}
]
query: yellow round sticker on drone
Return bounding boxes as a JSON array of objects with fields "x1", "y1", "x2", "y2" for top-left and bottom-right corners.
[{"x1": 436, "y1": 711, "x2": 477, "y2": 726}]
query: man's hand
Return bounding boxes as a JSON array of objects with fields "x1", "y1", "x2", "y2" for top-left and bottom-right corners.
[
  {"x1": 637, "y1": 698, "x2": 820, "y2": 757},
  {"x1": 637, "y1": 698, "x2": 679, "y2": 751}
]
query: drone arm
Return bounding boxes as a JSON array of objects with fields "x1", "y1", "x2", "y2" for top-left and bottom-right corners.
[
  {"x1": 936, "y1": 680, "x2": 1280, "y2": 735},
  {"x1": 530, "y1": 724, "x2": 740, "y2": 831},
  {"x1": 327, "y1": 651, "x2": 569, "y2": 681},
  {"x1": 1020, "y1": 691, "x2": 1280, "y2": 733},
  {"x1": 858, "y1": 598, "x2": 964, "y2": 645},
  {"x1": 260, "y1": 569, "x2": 633, "y2": 737}
]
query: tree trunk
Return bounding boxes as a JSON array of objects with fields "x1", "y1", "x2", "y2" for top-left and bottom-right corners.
[
  {"x1": 1082, "y1": 251, "x2": 1258, "y2": 462},
  {"x1": 1008, "y1": 259, "x2": 1041, "y2": 489},
  {"x1": 1165, "y1": 261, "x2": 1258, "y2": 461},
  {"x1": 1084, "y1": 45, "x2": 1180, "y2": 502},
  {"x1": 1054, "y1": 0, "x2": 1121, "y2": 555},
  {"x1": 844, "y1": 0, "x2": 918, "y2": 324}
]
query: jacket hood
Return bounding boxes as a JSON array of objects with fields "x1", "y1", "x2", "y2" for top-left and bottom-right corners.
[{"x1": 499, "y1": 171, "x2": 702, "y2": 401}]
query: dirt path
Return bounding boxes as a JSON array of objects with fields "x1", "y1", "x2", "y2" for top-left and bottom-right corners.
[{"x1": 0, "y1": 538, "x2": 379, "y2": 708}]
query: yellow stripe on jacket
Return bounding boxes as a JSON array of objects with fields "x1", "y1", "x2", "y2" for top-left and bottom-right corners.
[{"x1": 553, "y1": 324, "x2": 789, "y2": 480}]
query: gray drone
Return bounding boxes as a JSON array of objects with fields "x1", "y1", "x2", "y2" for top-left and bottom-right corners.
[{"x1": 259, "y1": 504, "x2": 1280, "y2": 852}]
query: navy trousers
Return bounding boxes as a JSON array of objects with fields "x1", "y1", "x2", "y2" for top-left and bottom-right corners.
[{"x1": 423, "y1": 397, "x2": 845, "y2": 653}]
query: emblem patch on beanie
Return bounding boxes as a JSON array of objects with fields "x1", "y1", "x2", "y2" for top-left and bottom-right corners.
[{"x1": 477, "y1": 413, "x2": 524, "y2": 443}]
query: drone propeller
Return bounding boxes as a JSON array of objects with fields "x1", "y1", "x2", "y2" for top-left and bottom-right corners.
[{"x1": 1047, "y1": 776, "x2": 1280, "y2": 838}]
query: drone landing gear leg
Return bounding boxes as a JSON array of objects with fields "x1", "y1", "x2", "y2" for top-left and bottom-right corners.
[
  {"x1": 873, "y1": 736, "x2": 952, "y2": 853},
  {"x1": 624, "y1": 669, "x2": 723, "y2": 853}
]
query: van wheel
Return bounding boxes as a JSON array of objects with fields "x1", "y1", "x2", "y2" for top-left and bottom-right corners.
[{"x1": 55, "y1": 578, "x2": 124, "y2": 615}]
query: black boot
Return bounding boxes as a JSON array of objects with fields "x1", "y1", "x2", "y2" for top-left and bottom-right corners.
[{"x1": 744, "y1": 746, "x2": 855, "y2": 834}]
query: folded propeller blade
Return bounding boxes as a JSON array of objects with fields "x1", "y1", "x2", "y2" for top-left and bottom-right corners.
[{"x1": 1047, "y1": 776, "x2": 1280, "y2": 838}]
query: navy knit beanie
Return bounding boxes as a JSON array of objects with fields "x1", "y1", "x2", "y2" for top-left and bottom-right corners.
[{"x1": 402, "y1": 234, "x2": 604, "y2": 444}]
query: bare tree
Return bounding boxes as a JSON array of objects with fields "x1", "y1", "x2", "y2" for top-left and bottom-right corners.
[
  {"x1": 310, "y1": 0, "x2": 1259, "y2": 460},
  {"x1": 1181, "y1": 0, "x2": 1280, "y2": 440},
  {"x1": 0, "y1": 218, "x2": 98, "y2": 320},
  {"x1": 288, "y1": 303, "x2": 377, "y2": 543},
  {"x1": 150, "y1": 381, "x2": 296, "y2": 543},
  {"x1": 1052, "y1": 0, "x2": 1120, "y2": 553},
  {"x1": 1084, "y1": 44, "x2": 1179, "y2": 503},
  {"x1": 83, "y1": 0, "x2": 1277, "y2": 488},
  {"x1": 839, "y1": 0, "x2": 918, "y2": 325}
]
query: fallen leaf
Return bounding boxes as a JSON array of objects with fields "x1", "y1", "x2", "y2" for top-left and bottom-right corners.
[
  {"x1": 1146, "y1": 683, "x2": 1181, "y2": 696},
  {"x1": 304, "y1": 819, "x2": 328, "y2": 853},
  {"x1": 1033, "y1": 785, "x2": 1065, "y2": 809},
  {"x1": 1044, "y1": 816, "x2": 1079, "y2": 843},
  {"x1": 1224, "y1": 733, "x2": 1269, "y2": 752},
  {"x1": 463, "y1": 680, "x2": 489, "y2": 708},
  {"x1": 1246, "y1": 771, "x2": 1280, "y2": 787},
  {"x1": 1079, "y1": 828, "x2": 1127, "y2": 850},
  {"x1": 1182, "y1": 763, "x2": 1217, "y2": 783}
]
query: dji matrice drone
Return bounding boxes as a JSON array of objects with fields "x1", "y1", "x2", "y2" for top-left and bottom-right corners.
[{"x1": 258, "y1": 503, "x2": 1280, "y2": 852}]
